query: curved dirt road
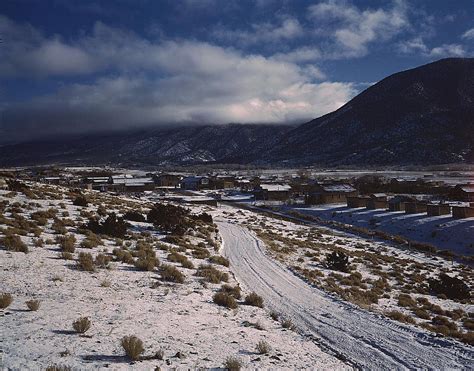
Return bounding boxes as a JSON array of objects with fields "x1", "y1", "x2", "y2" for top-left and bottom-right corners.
[{"x1": 217, "y1": 221, "x2": 474, "y2": 370}]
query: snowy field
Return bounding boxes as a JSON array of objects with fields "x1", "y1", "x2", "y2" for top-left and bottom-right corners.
[
  {"x1": 283, "y1": 203, "x2": 474, "y2": 256},
  {"x1": 0, "y1": 183, "x2": 345, "y2": 369}
]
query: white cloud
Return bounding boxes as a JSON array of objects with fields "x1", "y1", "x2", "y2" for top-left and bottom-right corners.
[
  {"x1": 271, "y1": 46, "x2": 322, "y2": 63},
  {"x1": 428, "y1": 44, "x2": 466, "y2": 58},
  {"x1": 213, "y1": 17, "x2": 304, "y2": 45},
  {"x1": 462, "y1": 28, "x2": 474, "y2": 40},
  {"x1": 308, "y1": 0, "x2": 409, "y2": 58},
  {"x1": 0, "y1": 16, "x2": 356, "y2": 139},
  {"x1": 398, "y1": 37, "x2": 466, "y2": 58}
]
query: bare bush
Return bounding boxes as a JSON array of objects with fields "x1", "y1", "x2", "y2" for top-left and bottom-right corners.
[
  {"x1": 218, "y1": 284, "x2": 241, "y2": 299},
  {"x1": 244, "y1": 292, "x2": 264, "y2": 308},
  {"x1": 213, "y1": 292, "x2": 238, "y2": 309},
  {"x1": 196, "y1": 264, "x2": 228, "y2": 284},
  {"x1": 324, "y1": 251, "x2": 350, "y2": 272},
  {"x1": 160, "y1": 264, "x2": 185, "y2": 283},
  {"x1": 121, "y1": 335, "x2": 144, "y2": 361},
  {"x1": 224, "y1": 356, "x2": 242, "y2": 371},
  {"x1": 1, "y1": 234, "x2": 28, "y2": 253},
  {"x1": 209, "y1": 255, "x2": 230, "y2": 267},
  {"x1": 256, "y1": 340, "x2": 271, "y2": 354},
  {"x1": 0, "y1": 293, "x2": 13, "y2": 309},
  {"x1": 72, "y1": 317, "x2": 91, "y2": 334},
  {"x1": 77, "y1": 252, "x2": 95, "y2": 272},
  {"x1": 26, "y1": 299, "x2": 40, "y2": 311}
]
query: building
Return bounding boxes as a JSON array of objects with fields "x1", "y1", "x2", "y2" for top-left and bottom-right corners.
[
  {"x1": 155, "y1": 173, "x2": 182, "y2": 187},
  {"x1": 366, "y1": 193, "x2": 389, "y2": 210},
  {"x1": 108, "y1": 177, "x2": 155, "y2": 192},
  {"x1": 451, "y1": 184, "x2": 474, "y2": 202},
  {"x1": 388, "y1": 196, "x2": 408, "y2": 211},
  {"x1": 405, "y1": 201, "x2": 428, "y2": 214},
  {"x1": 452, "y1": 204, "x2": 474, "y2": 219},
  {"x1": 347, "y1": 196, "x2": 370, "y2": 208},
  {"x1": 254, "y1": 184, "x2": 292, "y2": 202},
  {"x1": 180, "y1": 176, "x2": 210, "y2": 191},
  {"x1": 210, "y1": 175, "x2": 235, "y2": 189},
  {"x1": 426, "y1": 203, "x2": 451, "y2": 216},
  {"x1": 306, "y1": 183, "x2": 357, "y2": 205}
]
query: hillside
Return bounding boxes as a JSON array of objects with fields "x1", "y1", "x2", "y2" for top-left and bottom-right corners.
[
  {"x1": 0, "y1": 58, "x2": 473, "y2": 167},
  {"x1": 266, "y1": 58, "x2": 474, "y2": 165}
]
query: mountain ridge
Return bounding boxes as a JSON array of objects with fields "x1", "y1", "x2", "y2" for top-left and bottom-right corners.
[{"x1": 0, "y1": 58, "x2": 473, "y2": 167}]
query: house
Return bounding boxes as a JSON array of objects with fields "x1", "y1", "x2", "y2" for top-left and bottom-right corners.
[
  {"x1": 83, "y1": 176, "x2": 110, "y2": 191},
  {"x1": 254, "y1": 184, "x2": 292, "y2": 202},
  {"x1": 155, "y1": 173, "x2": 182, "y2": 187},
  {"x1": 426, "y1": 202, "x2": 451, "y2": 216},
  {"x1": 306, "y1": 183, "x2": 357, "y2": 205},
  {"x1": 366, "y1": 193, "x2": 389, "y2": 210},
  {"x1": 452, "y1": 204, "x2": 474, "y2": 219},
  {"x1": 388, "y1": 196, "x2": 413, "y2": 211},
  {"x1": 180, "y1": 176, "x2": 210, "y2": 191},
  {"x1": 108, "y1": 177, "x2": 155, "y2": 192},
  {"x1": 346, "y1": 196, "x2": 370, "y2": 208},
  {"x1": 451, "y1": 184, "x2": 474, "y2": 202},
  {"x1": 210, "y1": 175, "x2": 235, "y2": 189},
  {"x1": 405, "y1": 201, "x2": 428, "y2": 214}
]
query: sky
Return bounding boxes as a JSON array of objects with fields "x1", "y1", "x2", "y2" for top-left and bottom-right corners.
[{"x1": 0, "y1": 0, "x2": 473, "y2": 142}]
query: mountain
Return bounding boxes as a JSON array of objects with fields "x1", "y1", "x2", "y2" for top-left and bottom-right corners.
[
  {"x1": 266, "y1": 58, "x2": 474, "y2": 165},
  {"x1": 0, "y1": 124, "x2": 293, "y2": 167},
  {"x1": 0, "y1": 58, "x2": 473, "y2": 167}
]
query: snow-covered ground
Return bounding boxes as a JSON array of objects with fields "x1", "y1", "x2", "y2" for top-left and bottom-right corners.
[
  {"x1": 217, "y1": 220, "x2": 474, "y2": 369},
  {"x1": 0, "y1": 184, "x2": 346, "y2": 369},
  {"x1": 282, "y1": 203, "x2": 474, "y2": 256}
]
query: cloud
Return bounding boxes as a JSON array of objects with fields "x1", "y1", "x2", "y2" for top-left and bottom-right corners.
[
  {"x1": 0, "y1": 17, "x2": 356, "y2": 141},
  {"x1": 308, "y1": 0, "x2": 410, "y2": 58},
  {"x1": 462, "y1": 28, "x2": 474, "y2": 40},
  {"x1": 212, "y1": 17, "x2": 304, "y2": 46},
  {"x1": 398, "y1": 37, "x2": 467, "y2": 58}
]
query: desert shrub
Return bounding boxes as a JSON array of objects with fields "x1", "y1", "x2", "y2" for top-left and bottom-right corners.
[
  {"x1": 429, "y1": 273, "x2": 470, "y2": 300},
  {"x1": 26, "y1": 299, "x2": 40, "y2": 311},
  {"x1": 223, "y1": 356, "x2": 242, "y2": 371},
  {"x1": 270, "y1": 311, "x2": 279, "y2": 321},
  {"x1": 72, "y1": 317, "x2": 91, "y2": 333},
  {"x1": 123, "y1": 211, "x2": 146, "y2": 222},
  {"x1": 0, "y1": 293, "x2": 13, "y2": 309},
  {"x1": 1, "y1": 234, "x2": 28, "y2": 253},
  {"x1": 324, "y1": 251, "x2": 350, "y2": 272},
  {"x1": 398, "y1": 294, "x2": 417, "y2": 308},
  {"x1": 100, "y1": 279, "x2": 111, "y2": 288},
  {"x1": 134, "y1": 253, "x2": 158, "y2": 271},
  {"x1": 196, "y1": 264, "x2": 228, "y2": 283},
  {"x1": 57, "y1": 234, "x2": 76, "y2": 253},
  {"x1": 167, "y1": 251, "x2": 194, "y2": 269},
  {"x1": 281, "y1": 318, "x2": 296, "y2": 330},
  {"x1": 95, "y1": 253, "x2": 111, "y2": 268},
  {"x1": 432, "y1": 316, "x2": 458, "y2": 331},
  {"x1": 147, "y1": 203, "x2": 193, "y2": 235},
  {"x1": 51, "y1": 219, "x2": 68, "y2": 234},
  {"x1": 244, "y1": 292, "x2": 264, "y2": 308},
  {"x1": 113, "y1": 248, "x2": 134, "y2": 264},
  {"x1": 193, "y1": 212, "x2": 213, "y2": 223},
  {"x1": 160, "y1": 264, "x2": 185, "y2": 283},
  {"x1": 86, "y1": 213, "x2": 127, "y2": 238},
  {"x1": 59, "y1": 251, "x2": 74, "y2": 260},
  {"x1": 97, "y1": 205, "x2": 107, "y2": 216},
  {"x1": 219, "y1": 284, "x2": 241, "y2": 299},
  {"x1": 34, "y1": 238, "x2": 44, "y2": 247},
  {"x1": 209, "y1": 255, "x2": 230, "y2": 267},
  {"x1": 192, "y1": 247, "x2": 211, "y2": 259},
  {"x1": 413, "y1": 308, "x2": 431, "y2": 320},
  {"x1": 77, "y1": 252, "x2": 95, "y2": 272},
  {"x1": 121, "y1": 335, "x2": 144, "y2": 361},
  {"x1": 386, "y1": 310, "x2": 416, "y2": 324},
  {"x1": 80, "y1": 232, "x2": 102, "y2": 249},
  {"x1": 213, "y1": 291, "x2": 238, "y2": 309},
  {"x1": 73, "y1": 196, "x2": 88, "y2": 207},
  {"x1": 45, "y1": 365, "x2": 72, "y2": 371},
  {"x1": 256, "y1": 340, "x2": 271, "y2": 354}
]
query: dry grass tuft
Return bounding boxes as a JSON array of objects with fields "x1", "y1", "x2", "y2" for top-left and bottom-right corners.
[
  {"x1": 121, "y1": 335, "x2": 144, "y2": 361},
  {"x1": 72, "y1": 317, "x2": 91, "y2": 334},
  {"x1": 0, "y1": 293, "x2": 13, "y2": 309},
  {"x1": 26, "y1": 299, "x2": 40, "y2": 311},
  {"x1": 244, "y1": 292, "x2": 264, "y2": 308}
]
